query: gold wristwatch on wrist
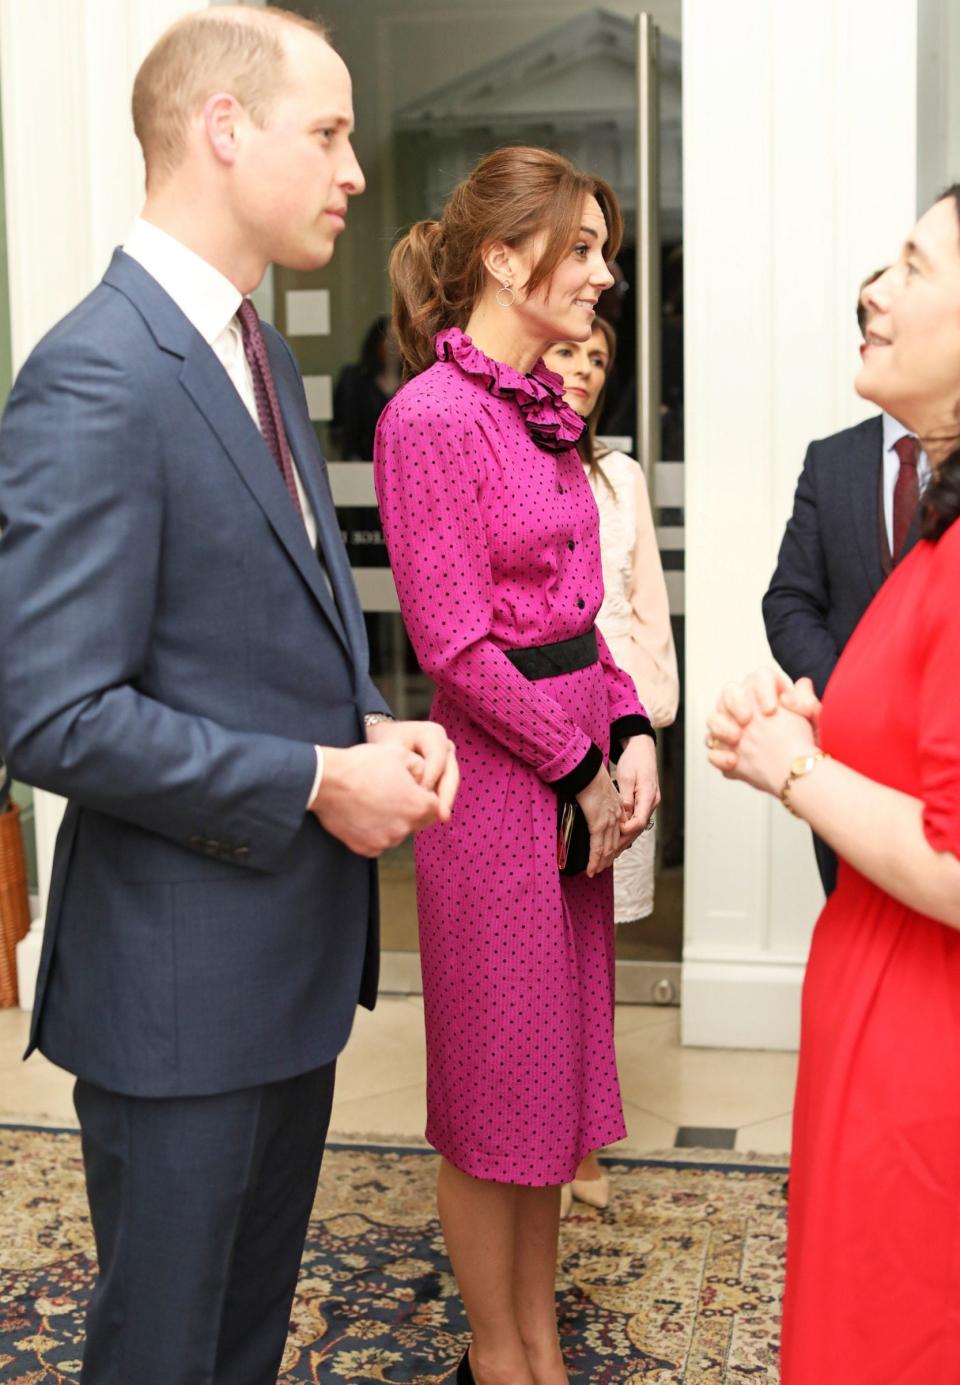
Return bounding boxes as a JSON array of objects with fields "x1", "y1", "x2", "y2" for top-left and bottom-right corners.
[{"x1": 780, "y1": 750, "x2": 828, "y2": 816}]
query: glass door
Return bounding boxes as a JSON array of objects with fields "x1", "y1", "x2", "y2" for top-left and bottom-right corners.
[{"x1": 283, "y1": 0, "x2": 684, "y2": 998}]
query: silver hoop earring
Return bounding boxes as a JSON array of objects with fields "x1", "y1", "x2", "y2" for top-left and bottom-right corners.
[{"x1": 495, "y1": 282, "x2": 516, "y2": 308}]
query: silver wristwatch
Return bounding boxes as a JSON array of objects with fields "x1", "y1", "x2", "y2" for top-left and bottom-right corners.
[{"x1": 363, "y1": 713, "x2": 395, "y2": 728}]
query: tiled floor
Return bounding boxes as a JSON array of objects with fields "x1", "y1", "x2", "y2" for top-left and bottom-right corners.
[{"x1": 0, "y1": 998, "x2": 797, "y2": 1155}]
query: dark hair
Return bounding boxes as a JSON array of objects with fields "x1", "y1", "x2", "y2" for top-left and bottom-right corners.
[
  {"x1": 388, "y1": 146, "x2": 623, "y2": 378},
  {"x1": 359, "y1": 316, "x2": 391, "y2": 375},
  {"x1": 573, "y1": 318, "x2": 618, "y2": 494},
  {"x1": 921, "y1": 183, "x2": 960, "y2": 541},
  {"x1": 856, "y1": 266, "x2": 886, "y2": 338}
]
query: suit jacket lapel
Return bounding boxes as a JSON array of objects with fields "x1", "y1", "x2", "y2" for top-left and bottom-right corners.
[
  {"x1": 265, "y1": 335, "x2": 369, "y2": 677},
  {"x1": 850, "y1": 415, "x2": 886, "y2": 597},
  {"x1": 103, "y1": 249, "x2": 353, "y2": 656},
  {"x1": 179, "y1": 341, "x2": 351, "y2": 653}
]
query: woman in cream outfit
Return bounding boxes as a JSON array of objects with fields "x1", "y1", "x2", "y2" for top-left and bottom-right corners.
[{"x1": 544, "y1": 317, "x2": 678, "y2": 1210}]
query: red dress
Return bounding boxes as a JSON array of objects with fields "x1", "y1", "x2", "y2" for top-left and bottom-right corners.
[{"x1": 782, "y1": 522, "x2": 960, "y2": 1383}]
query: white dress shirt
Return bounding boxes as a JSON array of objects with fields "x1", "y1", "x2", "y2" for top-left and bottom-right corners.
[
  {"x1": 882, "y1": 411, "x2": 929, "y2": 554},
  {"x1": 123, "y1": 219, "x2": 318, "y2": 547},
  {"x1": 123, "y1": 218, "x2": 326, "y2": 803}
]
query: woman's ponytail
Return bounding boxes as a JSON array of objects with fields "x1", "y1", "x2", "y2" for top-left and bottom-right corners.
[{"x1": 389, "y1": 220, "x2": 450, "y2": 379}]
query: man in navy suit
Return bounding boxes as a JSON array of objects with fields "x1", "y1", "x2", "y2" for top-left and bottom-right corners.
[
  {"x1": 763, "y1": 273, "x2": 926, "y2": 895},
  {"x1": 0, "y1": 9, "x2": 457, "y2": 1383}
]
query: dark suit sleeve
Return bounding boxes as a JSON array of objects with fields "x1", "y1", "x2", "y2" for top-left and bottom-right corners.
[
  {"x1": 762, "y1": 445, "x2": 839, "y2": 698},
  {"x1": 0, "y1": 341, "x2": 317, "y2": 871}
]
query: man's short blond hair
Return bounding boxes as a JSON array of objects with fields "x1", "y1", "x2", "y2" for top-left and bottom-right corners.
[{"x1": 132, "y1": 6, "x2": 329, "y2": 185}]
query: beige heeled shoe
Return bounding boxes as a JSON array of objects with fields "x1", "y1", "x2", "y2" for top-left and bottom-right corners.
[{"x1": 570, "y1": 1169, "x2": 611, "y2": 1210}]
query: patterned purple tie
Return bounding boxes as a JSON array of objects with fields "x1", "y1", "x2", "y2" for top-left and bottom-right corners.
[{"x1": 237, "y1": 298, "x2": 303, "y2": 517}]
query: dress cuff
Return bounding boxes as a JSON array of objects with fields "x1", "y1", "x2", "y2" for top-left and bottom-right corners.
[
  {"x1": 548, "y1": 742, "x2": 603, "y2": 799},
  {"x1": 609, "y1": 715, "x2": 656, "y2": 763}
]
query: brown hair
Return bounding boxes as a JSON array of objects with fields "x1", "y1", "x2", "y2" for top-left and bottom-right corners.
[
  {"x1": 574, "y1": 317, "x2": 618, "y2": 492},
  {"x1": 389, "y1": 146, "x2": 623, "y2": 378},
  {"x1": 132, "y1": 6, "x2": 329, "y2": 186}
]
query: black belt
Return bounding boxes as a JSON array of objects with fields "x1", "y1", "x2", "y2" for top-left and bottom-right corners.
[{"x1": 504, "y1": 628, "x2": 598, "y2": 681}]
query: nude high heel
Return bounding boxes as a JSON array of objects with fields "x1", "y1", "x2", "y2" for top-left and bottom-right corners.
[{"x1": 570, "y1": 1168, "x2": 611, "y2": 1210}]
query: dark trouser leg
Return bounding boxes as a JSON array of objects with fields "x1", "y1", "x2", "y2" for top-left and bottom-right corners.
[
  {"x1": 75, "y1": 1063, "x2": 335, "y2": 1385},
  {"x1": 812, "y1": 831, "x2": 837, "y2": 897},
  {"x1": 213, "y1": 1065, "x2": 336, "y2": 1385}
]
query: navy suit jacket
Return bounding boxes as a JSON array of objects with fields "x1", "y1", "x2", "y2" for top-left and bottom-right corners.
[
  {"x1": 762, "y1": 415, "x2": 921, "y2": 698},
  {"x1": 0, "y1": 250, "x2": 390, "y2": 1098}
]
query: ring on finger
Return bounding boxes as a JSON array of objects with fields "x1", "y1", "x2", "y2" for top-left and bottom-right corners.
[{"x1": 707, "y1": 734, "x2": 721, "y2": 750}]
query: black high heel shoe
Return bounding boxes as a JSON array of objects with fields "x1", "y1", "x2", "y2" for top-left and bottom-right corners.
[{"x1": 456, "y1": 1345, "x2": 476, "y2": 1384}]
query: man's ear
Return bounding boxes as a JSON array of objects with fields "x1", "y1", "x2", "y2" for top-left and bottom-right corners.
[{"x1": 203, "y1": 92, "x2": 244, "y2": 166}]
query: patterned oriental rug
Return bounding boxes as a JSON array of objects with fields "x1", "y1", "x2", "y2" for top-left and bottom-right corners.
[{"x1": 0, "y1": 1126, "x2": 788, "y2": 1383}]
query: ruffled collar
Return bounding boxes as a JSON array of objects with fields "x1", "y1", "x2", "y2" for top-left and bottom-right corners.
[{"x1": 435, "y1": 327, "x2": 584, "y2": 453}]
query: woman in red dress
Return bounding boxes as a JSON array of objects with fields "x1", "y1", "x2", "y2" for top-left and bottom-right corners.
[{"x1": 707, "y1": 184, "x2": 960, "y2": 1383}]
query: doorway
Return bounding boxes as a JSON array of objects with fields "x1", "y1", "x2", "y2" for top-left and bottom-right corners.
[{"x1": 283, "y1": 0, "x2": 684, "y2": 1000}]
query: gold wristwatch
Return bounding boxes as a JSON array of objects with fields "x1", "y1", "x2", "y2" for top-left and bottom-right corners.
[{"x1": 780, "y1": 750, "x2": 828, "y2": 816}]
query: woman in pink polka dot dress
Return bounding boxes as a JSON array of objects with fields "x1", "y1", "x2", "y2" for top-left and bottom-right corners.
[{"x1": 374, "y1": 147, "x2": 660, "y2": 1385}]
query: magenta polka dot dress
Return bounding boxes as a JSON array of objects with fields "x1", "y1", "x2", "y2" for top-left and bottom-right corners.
[{"x1": 374, "y1": 328, "x2": 649, "y2": 1186}]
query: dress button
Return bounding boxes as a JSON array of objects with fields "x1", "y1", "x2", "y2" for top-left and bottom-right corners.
[
  {"x1": 567, "y1": 540, "x2": 576, "y2": 551},
  {"x1": 577, "y1": 598, "x2": 585, "y2": 610}
]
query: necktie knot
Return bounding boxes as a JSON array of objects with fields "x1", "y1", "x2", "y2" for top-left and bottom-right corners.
[
  {"x1": 237, "y1": 296, "x2": 261, "y2": 345},
  {"x1": 894, "y1": 434, "x2": 920, "y2": 471}
]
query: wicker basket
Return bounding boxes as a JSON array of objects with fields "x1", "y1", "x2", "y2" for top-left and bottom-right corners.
[{"x1": 0, "y1": 801, "x2": 31, "y2": 1008}]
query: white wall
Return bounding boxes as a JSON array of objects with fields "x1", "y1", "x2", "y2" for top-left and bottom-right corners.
[
  {"x1": 681, "y1": 0, "x2": 918, "y2": 1047},
  {"x1": 917, "y1": 0, "x2": 960, "y2": 209},
  {"x1": 0, "y1": 0, "x2": 205, "y2": 1005}
]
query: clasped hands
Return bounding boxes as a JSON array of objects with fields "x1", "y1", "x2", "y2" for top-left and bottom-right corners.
[
  {"x1": 310, "y1": 719, "x2": 459, "y2": 858},
  {"x1": 704, "y1": 669, "x2": 821, "y2": 796},
  {"x1": 577, "y1": 734, "x2": 661, "y2": 878}
]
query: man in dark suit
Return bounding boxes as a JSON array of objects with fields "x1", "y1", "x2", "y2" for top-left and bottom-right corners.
[
  {"x1": 763, "y1": 272, "x2": 926, "y2": 895},
  {"x1": 0, "y1": 9, "x2": 456, "y2": 1383}
]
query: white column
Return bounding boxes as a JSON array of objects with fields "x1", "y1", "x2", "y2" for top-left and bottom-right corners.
[
  {"x1": 0, "y1": 0, "x2": 204, "y2": 1007},
  {"x1": 681, "y1": 0, "x2": 918, "y2": 1048}
]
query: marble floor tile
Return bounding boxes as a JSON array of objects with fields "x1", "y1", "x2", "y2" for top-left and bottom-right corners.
[
  {"x1": 616, "y1": 1030, "x2": 798, "y2": 1130},
  {"x1": 735, "y1": 1111, "x2": 794, "y2": 1155},
  {"x1": 0, "y1": 1007, "x2": 31, "y2": 1072},
  {"x1": 0, "y1": 1055, "x2": 78, "y2": 1127},
  {"x1": 614, "y1": 1004, "x2": 678, "y2": 1041},
  {"x1": 335, "y1": 998, "x2": 426, "y2": 1103},
  {"x1": 0, "y1": 997, "x2": 797, "y2": 1154},
  {"x1": 615, "y1": 1101, "x2": 678, "y2": 1155},
  {"x1": 329, "y1": 1078, "x2": 428, "y2": 1143}
]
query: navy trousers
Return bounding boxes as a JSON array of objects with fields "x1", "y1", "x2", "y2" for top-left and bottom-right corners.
[{"x1": 75, "y1": 1063, "x2": 336, "y2": 1385}]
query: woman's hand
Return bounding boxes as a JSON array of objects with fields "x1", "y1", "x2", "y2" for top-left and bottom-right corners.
[
  {"x1": 780, "y1": 676, "x2": 823, "y2": 744},
  {"x1": 705, "y1": 669, "x2": 823, "y2": 777},
  {"x1": 705, "y1": 670, "x2": 817, "y2": 795},
  {"x1": 614, "y1": 735, "x2": 661, "y2": 854},
  {"x1": 575, "y1": 765, "x2": 622, "y2": 877}
]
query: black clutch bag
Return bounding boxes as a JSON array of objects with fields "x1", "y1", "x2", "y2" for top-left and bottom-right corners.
[{"x1": 557, "y1": 798, "x2": 591, "y2": 876}]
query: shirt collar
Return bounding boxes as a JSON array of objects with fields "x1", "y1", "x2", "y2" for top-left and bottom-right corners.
[
  {"x1": 882, "y1": 410, "x2": 914, "y2": 454},
  {"x1": 123, "y1": 218, "x2": 242, "y2": 346}
]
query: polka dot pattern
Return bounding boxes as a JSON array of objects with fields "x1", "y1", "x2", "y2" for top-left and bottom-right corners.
[{"x1": 373, "y1": 330, "x2": 647, "y2": 1186}]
